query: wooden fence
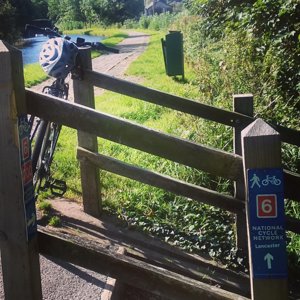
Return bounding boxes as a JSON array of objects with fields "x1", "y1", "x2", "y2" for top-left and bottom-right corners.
[
  {"x1": 1, "y1": 42, "x2": 299, "y2": 299},
  {"x1": 24, "y1": 47, "x2": 300, "y2": 246},
  {"x1": 26, "y1": 49, "x2": 300, "y2": 235}
]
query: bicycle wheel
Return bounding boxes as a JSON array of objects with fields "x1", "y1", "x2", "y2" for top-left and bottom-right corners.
[
  {"x1": 32, "y1": 79, "x2": 68, "y2": 196},
  {"x1": 32, "y1": 119, "x2": 48, "y2": 173},
  {"x1": 33, "y1": 121, "x2": 62, "y2": 193}
]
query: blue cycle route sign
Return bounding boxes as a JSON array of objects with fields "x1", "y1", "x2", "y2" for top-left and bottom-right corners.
[
  {"x1": 18, "y1": 115, "x2": 37, "y2": 241},
  {"x1": 247, "y1": 168, "x2": 287, "y2": 279}
]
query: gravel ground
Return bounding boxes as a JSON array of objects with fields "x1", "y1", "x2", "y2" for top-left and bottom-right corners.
[
  {"x1": 0, "y1": 255, "x2": 108, "y2": 300},
  {"x1": 40, "y1": 255, "x2": 108, "y2": 300}
]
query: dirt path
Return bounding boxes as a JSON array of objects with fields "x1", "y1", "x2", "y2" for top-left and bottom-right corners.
[{"x1": 31, "y1": 31, "x2": 150, "y2": 101}]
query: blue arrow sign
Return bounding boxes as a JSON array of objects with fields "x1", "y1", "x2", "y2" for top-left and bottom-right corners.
[{"x1": 248, "y1": 168, "x2": 287, "y2": 279}]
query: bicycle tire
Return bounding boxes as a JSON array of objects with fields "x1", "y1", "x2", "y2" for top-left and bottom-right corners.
[
  {"x1": 33, "y1": 122, "x2": 62, "y2": 193},
  {"x1": 32, "y1": 119, "x2": 48, "y2": 173}
]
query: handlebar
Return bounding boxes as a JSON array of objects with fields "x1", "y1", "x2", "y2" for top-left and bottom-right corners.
[
  {"x1": 24, "y1": 24, "x2": 119, "y2": 53},
  {"x1": 25, "y1": 24, "x2": 61, "y2": 37}
]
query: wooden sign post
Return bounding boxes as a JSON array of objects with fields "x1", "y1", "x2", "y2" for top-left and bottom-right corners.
[
  {"x1": 0, "y1": 41, "x2": 42, "y2": 299},
  {"x1": 241, "y1": 118, "x2": 288, "y2": 300},
  {"x1": 233, "y1": 94, "x2": 254, "y2": 255}
]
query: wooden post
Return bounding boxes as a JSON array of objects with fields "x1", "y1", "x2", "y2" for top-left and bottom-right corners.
[
  {"x1": 0, "y1": 41, "x2": 42, "y2": 299},
  {"x1": 233, "y1": 94, "x2": 253, "y2": 254},
  {"x1": 241, "y1": 118, "x2": 288, "y2": 300},
  {"x1": 73, "y1": 47, "x2": 101, "y2": 217}
]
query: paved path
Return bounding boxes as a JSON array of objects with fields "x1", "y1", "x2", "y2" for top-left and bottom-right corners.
[
  {"x1": 0, "y1": 31, "x2": 149, "y2": 300},
  {"x1": 0, "y1": 255, "x2": 108, "y2": 300}
]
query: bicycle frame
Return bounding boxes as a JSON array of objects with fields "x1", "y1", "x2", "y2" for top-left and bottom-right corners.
[
  {"x1": 26, "y1": 24, "x2": 119, "y2": 198},
  {"x1": 30, "y1": 79, "x2": 69, "y2": 197}
]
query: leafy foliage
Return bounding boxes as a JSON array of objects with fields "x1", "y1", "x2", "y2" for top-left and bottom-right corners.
[
  {"x1": 123, "y1": 12, "x2": 180, "y2": 31},
  {"x1": 0, "y1": 0, "x2": 18, "y2": 43},
  {"x1": 0, "y1": 0, "x2": 48, "y2": 43},
  {"x1": 48, "y1": 0, "x2": 144, "y2": 29},
  {"x1": 0, "y1": 0, "x2": 144, "y2": 40},
  {"x1": 183, "y1": 0, "x2": 300, "y2": 110},
  {"x1": 180, "y1": 0, "x2": 300, "y2": 277}
]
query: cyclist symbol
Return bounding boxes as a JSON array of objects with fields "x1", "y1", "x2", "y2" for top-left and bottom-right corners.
[
  {"x1": 250, "y1": 173, "x2": 261, "y2": 188},
  {"x1": 262, "y1": 175, "x2": 281, "y2": 186}
]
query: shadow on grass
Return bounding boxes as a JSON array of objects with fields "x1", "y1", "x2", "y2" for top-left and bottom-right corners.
[{"x1": 172, "y1": 76, "x2": 188, "y2": 84}]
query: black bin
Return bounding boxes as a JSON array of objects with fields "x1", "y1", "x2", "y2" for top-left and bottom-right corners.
[{"x1": 161, "y1": 31, "x2": 184, "y2": 78}]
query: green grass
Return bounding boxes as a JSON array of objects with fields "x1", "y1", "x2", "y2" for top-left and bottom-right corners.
[
  {"x1": 37, "y1": 200, "x2": 52, "y2": 216},
  {"x1": 48, "y1": 216, "x2": 62, "y2": 227},
  {"x1": 24, "y1": 63, "x2": 48, "y2": 88}
]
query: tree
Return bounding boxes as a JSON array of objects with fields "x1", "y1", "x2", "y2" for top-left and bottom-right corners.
[
  {"x1": 11, "y1": 0, "x2": 34, "y2": 31},
  {"x1": 92, "y1": 0, "x2": 143, "y2": 24},
  {"x1": 0, "y1": 0, "x2": 18, "y2": 43},
  {"x1": 80, "y1": 0, "x2": 98, "y2": 27},
  {"x1": 31, "y1": 0, "x2": 48, "y2": 19},
  {"x1": 48, "y1": 0, "x2": 61, "y2": 22}
]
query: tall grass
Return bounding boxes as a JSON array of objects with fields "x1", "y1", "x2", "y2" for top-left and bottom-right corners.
[{"x1": 123, "y1": 12, "x2": 180, "y2": 31}]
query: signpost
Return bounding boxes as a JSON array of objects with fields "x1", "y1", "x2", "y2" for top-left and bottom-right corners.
[
  {"x1": 0, "y1": 40, "x2": 42, "y2": 299},
  {"x1": 19, "y1": 115, "x2": 38, "y2": 240},
  {"x1": 248, "y1": 168, "x2": 287, "y2": 279},
  {"x1": 242, "y1": 119, "x2": 288, "y2": 300}
]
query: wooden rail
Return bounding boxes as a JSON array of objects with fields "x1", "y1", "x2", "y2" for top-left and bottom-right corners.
[
  {"x1": 77, "y1": 147, "x2": 244, "y2": 213},
  {"x1": 76, "y1": 147, "x2": 299, "y2": 234},
  {"x1": 38, "y1": 229, "x2": 249, "y2": 300},
  {"x1": 26, "y1": 89, "x2": 243, "y2": 181},
  {"x1": 25, "y1": 89, "x2": 300, "y2": 204},
  {"x1": 84, "y1": 70, "x2": 300, "y2": 147},
  {"x1": 25, "y1": 89, "x2": 300, "y2": 234},
  {"x1": 284, "y1": 170, "x2": 300, "y2": 201}
]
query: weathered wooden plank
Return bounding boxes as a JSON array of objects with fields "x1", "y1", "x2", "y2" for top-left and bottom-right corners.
[
  {"x1": 233, "y1": 94, "x2": 253, "y2": 254},
  {"x1": 242, "y1": 118, "x2": 288, "y2": 300},
  {"x1": 275, "y1": 124, "x2": 300, "y2": 147},
  {"x1": 85, "y1": 69, "x2": 251, "y2": 128},
  {"x1": 0, "y1": 41, "x2": 42, "y2": 299},
  {"x1": 286, "y1": 216, "x2": 300, "y2": 234},
  {"x1": 284, "y1": 170, "x2": 300, "y2": 202},
  {"x1": 77, "y1": 147, "x2": 244, "y2": 213},
  {"x1": 77, "y1": 147, "x2": 300, "y2": 234},
  {"x1": 38, "y1": 229, "x2": 249, "y2": 300},
  {"x1": 73, "y1": 48, "x2": 101, "y2": 217},
  {"x1": 84, "y1": 70, "x2": 300, "y2": 146},
  {"x1": 25, "y1": 89, "x2": 243, "y2": 180}
]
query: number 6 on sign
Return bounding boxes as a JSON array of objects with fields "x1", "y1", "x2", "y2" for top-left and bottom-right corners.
[{"x1": 256, "y1": 194, "x2": 277, "y2": 218}]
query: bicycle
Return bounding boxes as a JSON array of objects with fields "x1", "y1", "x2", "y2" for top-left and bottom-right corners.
[
  {"x1": 261, "y1": 175, "x2": 281, "y2": 186},
  {"x1": 25, "y1": 24, "x2": 119, "y2": 198}
]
